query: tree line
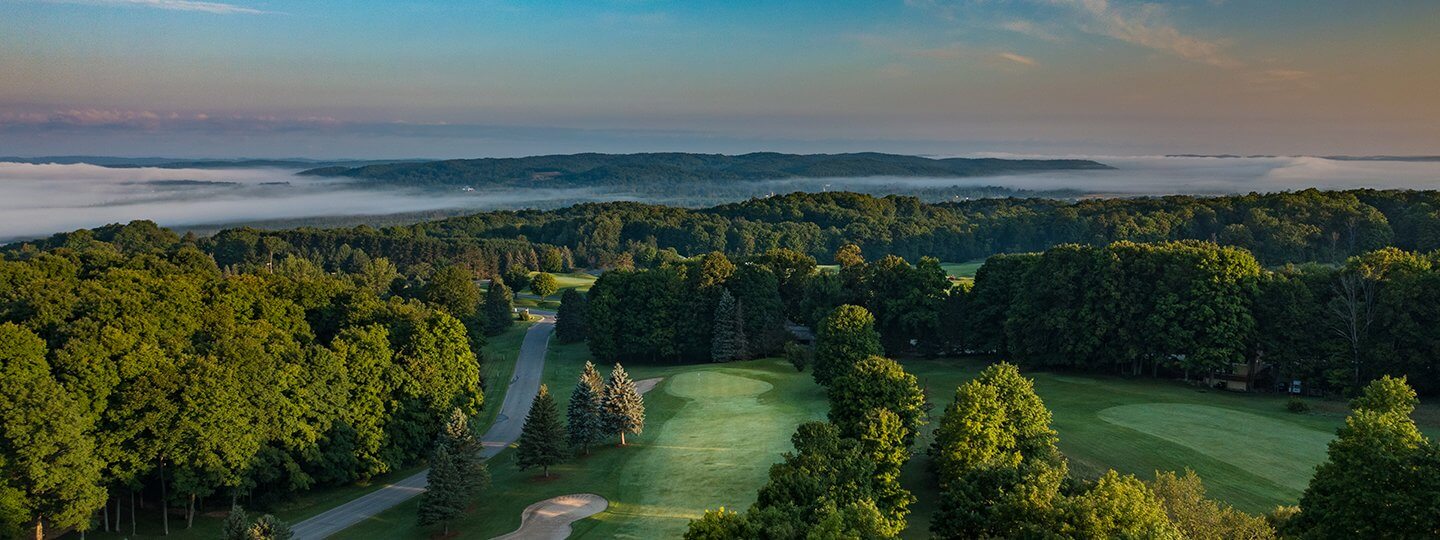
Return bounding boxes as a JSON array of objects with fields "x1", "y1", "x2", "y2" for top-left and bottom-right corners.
[
  {"x1": 572, "y1": 237, "x2": 1440, "y2": 397},
  {"x1": 0, "y1": 232, "x2": 494, "y2": 538},
  {"x1": 958, "y1": 242, "x2": 1440, "y2": 395},
  {"x1": 219, "y1": 189, "x2": 1438, "y2": 270},
  {"x1": 19, "y1": 189, "x2": 1438, "y2": 284}
]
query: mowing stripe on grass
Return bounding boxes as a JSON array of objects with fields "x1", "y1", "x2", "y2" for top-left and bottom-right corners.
[{"x1": 1097, "y1": 403, "x2": 1333, "y2": 492}]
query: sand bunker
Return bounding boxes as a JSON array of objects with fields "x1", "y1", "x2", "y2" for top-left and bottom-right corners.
[{"x1": 492, "y1": 493, "x2": 609, "y2": 540}]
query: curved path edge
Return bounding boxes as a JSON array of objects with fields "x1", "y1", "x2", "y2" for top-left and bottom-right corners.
[{"x1": 491, "y1": 493, "x2": 609, "y2": 540}]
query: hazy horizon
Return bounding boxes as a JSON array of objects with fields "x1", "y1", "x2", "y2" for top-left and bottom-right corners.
[
  {"x1": 4, "y1": 1, "x2": 1437, "y2": 158},
  {"x1": 4, "y1": 153, "x2": 1438, "y2": 243}
]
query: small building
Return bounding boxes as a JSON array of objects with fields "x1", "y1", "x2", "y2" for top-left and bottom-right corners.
[{"x1": 785, "y1": 322, "x2": 815, "y2": 345}]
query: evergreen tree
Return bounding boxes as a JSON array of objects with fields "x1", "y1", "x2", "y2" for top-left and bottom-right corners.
[
  {"x1": 566, "y1": 362, "x2": 607, "y2": 455},
  {"x1": 711, "y1": 288, "x2": 748, "y2": 363},
  {"x1": 484, "y1": 280, "x2": 515, "y2": 335},
  {"x1": 417, "y1": 446, "x2": 465, "y2": 534},
  {"x1": 812, "y1": 304, "x2": 882, "y2": 386},
  {"x1": 222, "y1": 505, "x2": 250, "y2": 540},
  {"x1": 516, "y1": 385, "x2": 567, "y2": 477},
  {"x1": 555, "y1": 288, "x2": 589, "y2": 343},
  {"x1": 438, "y1": 409, "x2": 489, "y2": 497},
  {"x1": 603, "y1": 364, "x2": 646, "y2": 446}
]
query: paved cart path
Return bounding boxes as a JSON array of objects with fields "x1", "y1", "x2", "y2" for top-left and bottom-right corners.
[{"x1": 291, "y1": 312, "x2": 556, "y2": 540}]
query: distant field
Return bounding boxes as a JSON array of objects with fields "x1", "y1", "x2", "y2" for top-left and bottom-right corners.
[
  {"x1": 819, "y1": 259, "x2": 983, "y2": 280},
  {"x1": 896, "y1": 357, "x2": 1440, "y2": 538},
  {"x1": 334, "y1": 347, "x2": 828, "y2": 539},
  {"x1": 534, "y1": 271, "x2": 598, "y2": 293},
  {"x1": 939, "y1": 260, "x2": 984, "y2": 278}
]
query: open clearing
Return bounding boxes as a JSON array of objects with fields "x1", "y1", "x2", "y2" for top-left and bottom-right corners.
[{"x1": 332, "y1": 346, "x2": 828, "y2": 539}]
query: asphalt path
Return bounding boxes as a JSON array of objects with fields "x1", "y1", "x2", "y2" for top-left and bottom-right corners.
[{"x1": 291, "y1": 311, "x2": 556, "y2": 540}]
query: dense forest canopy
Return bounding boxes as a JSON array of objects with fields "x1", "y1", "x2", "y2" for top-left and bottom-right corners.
[
  {"x1": 39, "y1": 189, "x2": 1423, "y2": 275},
  {"x1": 298, "y1": 152, "x2": 1111, "y2": 187},
  {"x1": 0, "y1": 231, "x2": 489, "y2": 537}
]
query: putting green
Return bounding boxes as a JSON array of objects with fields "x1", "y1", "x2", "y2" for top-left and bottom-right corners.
[
  {"x1": 1097, "y1": 403, "x2": 1333, "y2": 492},
  {"x1": 665, "y1": 370, "x2": 774, "y2": 399},
  {"x1": 605, "y1": 370, "x2": 806, "y2": 538}
]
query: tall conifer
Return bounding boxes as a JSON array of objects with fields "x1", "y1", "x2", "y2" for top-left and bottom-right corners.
[
  {"x1": 516, "y1": 385, "x2": 567, "y2": 477},
  {"x1": 603, "y1": 364, "x2": 646, "y2": 446}
]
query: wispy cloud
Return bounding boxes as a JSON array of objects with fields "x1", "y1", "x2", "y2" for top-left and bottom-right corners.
[
  {"x1": 909, "y1": 0, "x2": 1238, "y2": 68},
  {"x1": 996, "y1": 52, "x2": 1037, "y2": 66},
  {"x1": 1053, "y1": 0, "x2": 1239, "y2": 68},
  {"x1": 1001, "y1": 19, "x2": 1060, "y2": 42},
  {"x1": 40, "y1": 0, "x2": 268, "y2": 15},
  {"x1": 0, "y1": 109, "x2": 343, "y2": 133}
]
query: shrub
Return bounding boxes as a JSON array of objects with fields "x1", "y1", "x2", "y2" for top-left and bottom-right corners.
[{"x1": 1286, "y1": 398, "x2": 1310, "y2": 413}]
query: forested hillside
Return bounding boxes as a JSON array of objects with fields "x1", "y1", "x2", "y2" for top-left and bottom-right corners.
[
  {"x1": 57, "y1": 189, "x2": 1430, "y2": 274},
  {"x1": 0, "y1": 227, "x2": 488, "y2": 538},
  {"x1": 298, "y1": 152, "x2": 1111, "y2": 187}
]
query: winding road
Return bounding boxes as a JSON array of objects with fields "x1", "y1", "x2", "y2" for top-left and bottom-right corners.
[{"x1": 291, "y1": 311, "x2": 556, "y2": 540}]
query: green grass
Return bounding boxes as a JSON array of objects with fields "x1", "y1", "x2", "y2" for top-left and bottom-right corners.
[
  {"x1": 532, "y1": 271, "x2": 598, "y2": 293},
  {"x1": 333, "y1": 344, "x2": 829, "y2": 539},
  {"x1": 896, "y1": 357, "x2": 1440, "y2": 538},
  {"x1": 1097, "y1": 404, "x2": 1332, "y2": 493},
  {"x1": 939, "y1": 260, "x2": 984, "y2": 278}
]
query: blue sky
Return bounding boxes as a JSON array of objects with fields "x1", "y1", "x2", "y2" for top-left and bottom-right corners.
[{"x1": 2, "y1": 0, "x2": 1437, "y2": 157}]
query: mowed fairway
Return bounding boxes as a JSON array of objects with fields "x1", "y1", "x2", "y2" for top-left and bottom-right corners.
[
  {"x1": 1098, "y1": 404, "x2": 1332, "y2": 493},
  {"x1": 600, "y1": 369, "x2": 820, "y2": 537},
  {"x1": 896, "y1": 357, "x2": 1439, "y2": 538},
  {"x1": 333, "y1": 344, "x2": 827, "y2": 539}
]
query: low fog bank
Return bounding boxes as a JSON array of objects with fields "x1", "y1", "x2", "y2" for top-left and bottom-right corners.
[
  {"x1": 938, "y1": 154, "x2": 1440, "y2": 195},
  {"x1": 3, "y1": 155, "x2": 1438, "y2": 243},
  {"x1": 0, "y1": 162, "x2": 616, "y2": 243}
]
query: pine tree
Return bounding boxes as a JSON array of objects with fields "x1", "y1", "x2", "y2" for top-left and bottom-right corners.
[
  {"x1": 438, "y1": 409, "x2": 489, "y2": 497},
  {"x1": 417, "y1": 446, "x2": 466, "y2": 534},
  {"x1": 555, "y1": 288, "x2": 589, "y2": 343},
  {"x1": 603, "y1": 363, "x2": 646, "y2": 446},
  {"x1": 516, "y1": 385, "x2": 567, "y2": 477},
  {"x1": 711, "y1": 288, "x2": 748, "y2": 363},
  {"x1": 222, "y1": 506, "x2": 250, "y2": 540},
  {"x1": 567, "y1": 362, "x2": 607, "y2": 455},
  {"x1": 484, "y1": 280, "x2": 515, "y2": 335}
]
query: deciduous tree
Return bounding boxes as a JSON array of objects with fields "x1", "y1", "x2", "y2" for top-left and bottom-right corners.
[{"x1": 812, "y1": 305, "x2": 881, "y2": 387}]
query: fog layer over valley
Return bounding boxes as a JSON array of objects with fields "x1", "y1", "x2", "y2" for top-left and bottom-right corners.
[
  {"x1": 0, "y1": 162, "x2": 611, "y2": 242},
  {"x1": 3, "y1": 155, "x2": 1439, "y2": 243}
]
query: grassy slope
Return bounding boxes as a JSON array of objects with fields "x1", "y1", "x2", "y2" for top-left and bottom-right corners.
[
  {"x1": 334, "y1": 344, "x2": 828, "y2": 539},
  {"x1": 74, "y1": 324, "x2": 536, "y2": 539},
  {"x1": 896, "y1": 357, "x2": 1440, "y2": 538}
]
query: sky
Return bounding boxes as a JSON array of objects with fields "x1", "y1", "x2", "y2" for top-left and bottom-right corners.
[{"x1": 1, "y1": 0, "x2": 1438, "y2": 158}]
